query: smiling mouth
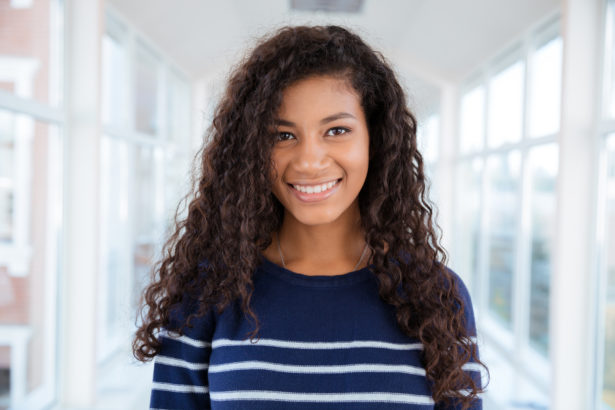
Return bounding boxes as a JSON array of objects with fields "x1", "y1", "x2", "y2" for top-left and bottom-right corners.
[{"x1": 287, "y1": 178, "x2": 342, "y2": 194}]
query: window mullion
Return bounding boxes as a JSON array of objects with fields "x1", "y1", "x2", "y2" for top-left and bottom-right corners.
[
  {"x1": 515, "y1": 145, "x2": 531, "y2": 355},
  {"x1": 0, "y1": 90, "x2": 63, "y2": 124},
  {"x1": 515, "y1": 32, "x2": 532, "y2": 359}
]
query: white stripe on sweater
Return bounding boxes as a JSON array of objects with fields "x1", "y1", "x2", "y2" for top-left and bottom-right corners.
[
  {"x1": 151, "y1": 381, "x2": 208, "y2": 394},
  {"x1": 155, "y1": 354, "x2": 209, "y2": 370},
  {"x1": 161, "y1": 330, "x2": 211, "y2": 348},
  {"x1": 161, "y1": 333, "x2": 478, "y2": 351},
  {"x1": 461, "y1": 362, "x2": 483, "y2": 372},
  {"x1": 209, "y1": 390, "x2": 435, "y2": 404},
  {"x1": 212, "y1": 338, "x2": 423, "y2": 350},
  {"x1": 209, "y1": 360, "x2": 426, "y2": 375}
]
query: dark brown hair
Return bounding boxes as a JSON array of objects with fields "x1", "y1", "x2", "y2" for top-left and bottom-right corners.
[{"x1": 133, "y1": 25, "x2": 487, "y2": 408}]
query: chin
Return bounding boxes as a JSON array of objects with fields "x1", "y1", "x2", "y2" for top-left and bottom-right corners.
[{"x1": 289, "y1": 208, "x2": 345, "y2": 226}]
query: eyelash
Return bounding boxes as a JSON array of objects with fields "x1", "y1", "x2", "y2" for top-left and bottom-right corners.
[{"x1": 276, "y1": 127, "x2": 351, "y2": 142}]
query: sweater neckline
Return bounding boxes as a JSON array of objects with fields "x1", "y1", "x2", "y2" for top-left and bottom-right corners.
[{"x1": 257, "y1": 254, "x2": 374, "y2": 288}]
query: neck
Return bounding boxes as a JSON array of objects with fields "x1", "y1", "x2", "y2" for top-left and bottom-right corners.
[{"x1": 276, "y1": 202, "x2": 368, "y2": 272}]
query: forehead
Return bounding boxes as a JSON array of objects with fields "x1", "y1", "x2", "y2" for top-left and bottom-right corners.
[{"x1": 276, "y1": 75, "x2": 363, "y2": 119}]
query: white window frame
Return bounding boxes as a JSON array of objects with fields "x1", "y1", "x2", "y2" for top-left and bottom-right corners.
[
  {"x1": 453, "y1": 12, "x2": 561, "y2": 408},
  {"x1": 97, "y1": 5, "x2": 193, "y2": 367},
  {"x1": 0, "y1": 1, "x2": 64, "y2": 407},
  {"x1": 593, "y1": 0, "x2": 615, "y2": 408}
]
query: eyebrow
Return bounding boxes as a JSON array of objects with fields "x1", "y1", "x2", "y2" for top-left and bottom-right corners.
[{"x1": 275, "y1": 112, "x2": 357, "y2": 127}]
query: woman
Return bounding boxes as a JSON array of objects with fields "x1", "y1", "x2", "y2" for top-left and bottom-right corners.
[{"x1": 134, "y1": 25, "x2": 487, "y2": 409}]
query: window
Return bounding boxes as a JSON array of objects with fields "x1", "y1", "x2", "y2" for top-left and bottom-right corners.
[
  {"x1": 134, "y1": 44, "x2": 161, "y2": 136},
  {"x1": 487, "y1": 61, "x2": 524, "y2": 148},
  {"x1": 0, "y1": 0, "x2": 63, "y2": 107},
  {"x1": 0, "y1": 109, "x2": 15, "y2": 242},
  {"x1": 598, "y1": 135, "x2": 615, "y2": 408},
  {"x1": 453, "y1": 158, "x2": 483, "y2": 297},
  {"x1": 98, "y1": 10, "x2": 193, "y2": 364},
  {"x1": 526, "y1": 143, "x2": 558, "y2": 355},
  {"x1": 101, "y1": 26, "x2": 129, "y2": 129},
  {"x1": 596, "y1": 2, "x2": 615, "y2": 407},
  {"x1": 459, "y1": 85, "x2": 485, "y2": 154},
  {"x1": 0, "y1": 2, "x2": 63, "y2": 408},
  {"x1": 452, "y1": 18, "x2": 561, "y2": 408},
  {"x1": 527, "y1": 37, "x2": 562, "y2": 138},
  {"x1": 485, "y1": 151, "x2": 521, "y2": 329},
  {"x1": 604, "y1": 1, "x2": 615, "y2": 119},
  {"x1": 98, "y1": 136, "x2": 132, "y2": 359},
  {"x1": 132, "y1": 144, "x2": 165, "y2": 310},
  {"x1": 0, "y1": 110, "x2": 63, "y2": 409},
  {"x1": 417, "y1": 113, "x2": 440, "y2": 201}
]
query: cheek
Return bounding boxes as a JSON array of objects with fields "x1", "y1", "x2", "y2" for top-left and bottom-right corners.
[{"x1": 344, "y1": 144, "x2": 370, "y2": 178}]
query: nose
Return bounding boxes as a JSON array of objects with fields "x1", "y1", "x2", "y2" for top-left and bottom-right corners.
[{"x1": 292, "y1": 134, "x2": 329, "y2": 172}]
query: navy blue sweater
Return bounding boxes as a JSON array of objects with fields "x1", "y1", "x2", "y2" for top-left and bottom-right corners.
[{"x1": 149, "y1": 255, "x2": 483, "y2": 409}]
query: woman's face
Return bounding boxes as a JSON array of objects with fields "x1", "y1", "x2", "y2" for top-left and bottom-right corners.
[{"x1": 270, "y1": 75, "x2": 370, "y2": 227}]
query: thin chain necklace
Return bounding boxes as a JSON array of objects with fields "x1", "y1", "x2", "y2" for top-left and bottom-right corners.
[{"x1": 276, "y1": 232, "x2": 369, "y2": 272}]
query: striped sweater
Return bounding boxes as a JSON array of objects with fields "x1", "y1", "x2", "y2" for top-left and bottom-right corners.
[{"x1": 150, "y1": 255, "x2": 483, "y2": 409}]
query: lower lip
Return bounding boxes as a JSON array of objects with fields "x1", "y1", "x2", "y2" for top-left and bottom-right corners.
[{"x1": 288, "y1": 179, "x2": 342, "y2": 203}]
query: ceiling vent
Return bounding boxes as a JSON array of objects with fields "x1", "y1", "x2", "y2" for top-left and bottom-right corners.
[{"x1": 290, "y1": 0, "x2": 365, "y2": 13}]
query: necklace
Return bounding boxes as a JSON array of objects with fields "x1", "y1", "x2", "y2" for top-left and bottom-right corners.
[{"x1": 276, "y1": 232, "x2": 369, "y2": 272}]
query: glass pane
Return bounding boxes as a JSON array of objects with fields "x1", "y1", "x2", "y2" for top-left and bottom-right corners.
[
  {"x1": 527, "y1": 144, "x2": 558, "y2": 355},
  {"x1": 102, "y1": 32, "x2": 129, "y2": 128},
  {"x1": 166, "y1": 71, "x2": 191, "y2": 145},
  {"x1": 601, "y1": 134, "x2": 615, "y2": 408},
  {"x1": 0, "y1": 111, "x2": 61, "y2": 408},
  {"x1": 0, "y1": 110, "x2": 15, "y2": 242},
  {"x1": 486, "y1": 151, "x2": 521, "y2": 328},
  {"x1": 98, "y1": 137, "x2": 133, "y2": 360},
  {"x1": 606, "y1": 2, "x2": 615, "y2": 118},
  {"x1": 164, "y1": 151, "x2": 191, "y2": 227},
  {"x1": 460, "y1": 86, "x2": 485, "y2": 154},
  {"x1": 528, "y1": 37, "x2": 562, "y2": 137},
  {"x1": 133, "y1": 145, "x2": 164, "y2": 309},
  {"x1": 0, "y1": 0, "x2": 63, "y2": 106},
  {"x1": 416, "y1": 114, "x2": 440, "y2": 204},
  {"x1": 134, "y1": 47, "x2": 160, "y2": 136},
  {"x1": 417, "y1": 114, "x2": 439, "y2": 164},
  {"x1": 487, "y1": 61, "x2": 524, "y2": 148},
  {"x1": 454, "y1": 158, "x2": 483, "y2": 295}
]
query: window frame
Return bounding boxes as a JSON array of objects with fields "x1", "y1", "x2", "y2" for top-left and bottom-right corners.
[
  {"x1": 593, "y1": 0, "x2": 615, "y2": 408},
  {"x1": 97, "y1": 5, "x2": 193, "y2": 365},
  {"x1": 0, "y1": 1, "x2": 64, "y2": 408},
  {"x1": 453, "y1": 13, "x2": 562, "y2": 406}
]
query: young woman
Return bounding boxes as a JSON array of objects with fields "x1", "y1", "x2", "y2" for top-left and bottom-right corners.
[{"x1": 134, "y1": 25, "x2": 487, "y2": 409}]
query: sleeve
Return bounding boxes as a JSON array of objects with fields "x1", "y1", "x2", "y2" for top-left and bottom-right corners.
[
  {"x1": 149, "y1": 298, "x2": 216, "y2": 410},
  {"x1": 435, "y1": 269, "x2": 484, "y2": 410}
]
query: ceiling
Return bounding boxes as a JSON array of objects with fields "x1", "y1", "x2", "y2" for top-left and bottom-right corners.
[{"x1": 106, "y1": 0, "x2": 560, "y2": 117}]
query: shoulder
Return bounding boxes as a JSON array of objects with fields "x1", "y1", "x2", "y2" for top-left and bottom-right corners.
[
  {"x1": 399, "y1": 249, "x2": 474, "y2": 304},
  {"x1": 166, "y1": 258, "x2": 217, "y2": 338},
  {"x1": 397, "y1": 249, "x2": 477, "y2": 334},
  {"x1": 445, "y1": 267, "x2": 473, "y2": 307},
  {"x1": 443, "y1": 266, "x2": 477, "y2": 336},
  {"x1": 396, "y1": 250, "x2": 472, "y2": 296}
]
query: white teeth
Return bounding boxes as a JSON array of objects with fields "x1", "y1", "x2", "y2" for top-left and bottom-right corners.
[{"x1": 292, "y1": 179, "x2": 339, "y2": 194}]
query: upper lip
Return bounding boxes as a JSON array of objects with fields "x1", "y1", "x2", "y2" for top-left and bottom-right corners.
[{"x1": 287, "y1": 178, "x2": 341, "y2": 186}]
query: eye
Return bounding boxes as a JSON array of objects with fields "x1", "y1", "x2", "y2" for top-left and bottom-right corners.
[
  {"x1": 276, "y1": 131, "x2": 295, "y2": 142},
  {"x1": 326, "y1": 127, "x2": 350, "y2": 136}
]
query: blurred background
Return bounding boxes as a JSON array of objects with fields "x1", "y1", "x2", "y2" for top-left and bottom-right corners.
[{"x1": 0, "y1": 0, "x2": 610, "y2": 408}]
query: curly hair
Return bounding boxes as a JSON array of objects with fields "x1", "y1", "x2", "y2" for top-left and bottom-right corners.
[{"x1": 133, "y1": 24, "x2": 487, "y2": 408}]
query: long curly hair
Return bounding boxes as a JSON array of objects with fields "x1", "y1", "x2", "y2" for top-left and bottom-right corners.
[{"x1": 133, "y1": 24, "x2": 487, "y2": 408}]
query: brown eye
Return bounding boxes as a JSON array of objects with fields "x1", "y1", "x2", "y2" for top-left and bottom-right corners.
[
  {"x1": 276, "y1": 132, "x2": 295, "y2": 142},
  {"x1": 326, "y1": 127, "x2": 350, "y2": 136}
]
